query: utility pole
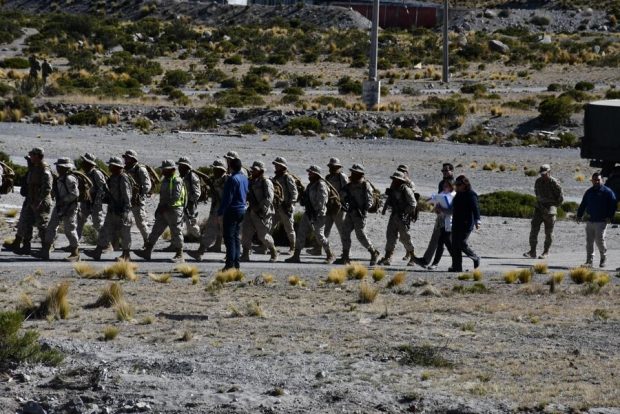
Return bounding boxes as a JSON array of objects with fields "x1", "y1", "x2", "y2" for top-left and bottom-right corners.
[
  {"x1": 442, "y1": 0, "x2": 449, "y2": 83},
  {"x1": 363, "y1": 0, "x2": 381, "y2": 109}
]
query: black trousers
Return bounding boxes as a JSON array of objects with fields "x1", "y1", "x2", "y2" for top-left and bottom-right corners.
[
  {"x1": 432, "y1": 229, "x2": 453, "y2": 266},
  {"x1": 451, "y1": 229, "x2": 479, "y2": 271}
]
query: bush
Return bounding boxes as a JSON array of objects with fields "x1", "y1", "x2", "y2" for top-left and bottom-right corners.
[
  {"x1": 392, "y1": 127, "x2": 420, "y2": 140},
  {"x1": 0, "y1": 311, "x2": 64, "y2": 368},
  {"x1": 460, "y1": 83, "x2": 487, "y2": 95},
  {"x1": 0, "y1": 82, "x2": 14, "y2": 97},
  {"x1": 538, "y1": 96, "x2": 574, "y2": 125},
  {"x1": 530, "y1": 16, "x2": 550, "y2": 26},
  {"x1": 313, "y1": 96, "x2": 346, "y2": 108},
  {"x1": 605, "y1": 89, "x2": 620, "y2": 99},
  {"x1": 575, "y1": 81, "x2": 595, "y2": 91},
  {"x1": 547, "y1": 83, "x2": 564, "y2": 92},
  {"x1": 214, "y1": 89, "x2": 265, "y2": 107},
  {"x1": 238, "y1": 123, "x2": 257, "y2": 134},
  {"x1": 337, "y1": 76, "x2": 362, "y2": 95},
  {"x1": 66, "y1": 109, "x2": 101, "y2": 125},
  {"x1": 2, "y1": 95, "x2": 33, "y2": 116},
  {"x1": 0, "y1": 57, "x2": 29, "y2": 69},
  {"x1": 189, "y1": 106, "x2": 225, "y2": 130},
  {"x1": 161, "y1": 69, "x2": 192, "y2": 88},
  {"x1": 480, "y1": 191, "x2": 571, "y2": 219},
  {"x1": 242, "y1": 73, "x2": 272, "y2": 95},
  {"x1": 282, "y1": 116, "x2": 321, "y2": 134},
  {"x1": 223, "y1": 54, "x2": 243, "y2": 65}
]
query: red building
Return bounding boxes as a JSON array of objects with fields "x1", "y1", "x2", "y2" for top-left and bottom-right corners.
[{"x1": 331, "y1": 1, "x2": 440, "y2": 29}]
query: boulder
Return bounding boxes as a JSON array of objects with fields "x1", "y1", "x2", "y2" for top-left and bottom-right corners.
[{"x1": 488, "y1": 39, "x2": 510, "y2": 54}]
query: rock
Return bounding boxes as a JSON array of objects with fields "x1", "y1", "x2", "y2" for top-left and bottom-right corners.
[
  {"x1": 488, "y1": 39, "x2": 510, "y2": 54},
  {"x1": 538, "y1": 34, "x2": 552, "y2": 44},
  {"x1": 22, "y1": 401, "x2": 46, "y2": 414},
  {"x1": 483, "y1": 9, "x2": 497, "y2": 18},
  {"x1": 593, "y1": 45, "x2": 601, "y2": 54},
  {"x1": 457, "y1": 35, "x2": 468, "y2": 47},
  {"x1": 583, "y1": 7, "x2": 593, "y2": 16},
  {"x1": 315, "y1": 371, "x2": 327, "y2": 379},
  {"x1": 108, "y1": 45, "x2": 124, "y2": 54}
]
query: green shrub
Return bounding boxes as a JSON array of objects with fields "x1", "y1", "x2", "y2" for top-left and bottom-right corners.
[
  {"x1": 161, "y1": 69, "x2": 192, "y2": 88},
  {"x1": 313, "y1": 96, "x2": 346, "y2": 108},
  {"x1": 480, "y1": 191, "x2": 571, "y2": 219},
  {"x1": 189, "y1": 106, "x2": 225, "y2": 130},
  {"x1": 337, "y1": 76, "x2": 362, "y2": 95},
  {"x1": 0, "y1": 82, "x2": 14, "y2": 97},
  {"x1": 460, "y1": 83, "x2": 487, "y2": 94},
  {"x1": 67, "y1": 109, "x2": 101, "y2": 125},
  {"x1": 574, "y1": 81, "x2": 594, "y2": 91},
  {"x1": 238, "y1": 123, "x2": 257, "y2": 134},
  {"x1": 605, "y1": 89, "x2": 620, "y2": 99},
  {"x1": 224, "y1": 54, "x2": 243, "y2": 65},
  {"x1": 0, "y1": 57, "x2": 29, "y2": 69},
  {"x1": 547, "y1": 83, "x2": 565, "y2": 92},
  {"x1": 214, "y1": 89, "x2": 265, "y2": 107},
  {"x1": 538, "y1": 96, "x2": 574, "y2": 125},
  {"x1": 220, "y1": 78, "x2": 239, "y2": 89},
  {"x1": 242, "y1": 73, "x2": 272, "y2": 95},
  {"x1": 392, "y1": 127, "x2": 420, "y2": 140},
  {"x1": 282, "y1": 86, "x2": 304, "y2": 96},
  {"x1": 426, "y1": 96, "x2": 468, "y2": 130},
  {"x1": 282, "y1": 116, "x2": 321, "y2": 134},
  {"x1": 530, "y1": 16, "x2": 550, "y2": 26},
  {"x1": 2, "y1": 95, "x2": 34, "y2": 116},
  {"x1": 0, "y1": 311, "x2": 64, "y2": 368}
]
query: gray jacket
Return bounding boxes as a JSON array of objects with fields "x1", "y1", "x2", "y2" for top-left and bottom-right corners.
[
  {"x1": 304, "y1": 180, "x2": 328, "y2": 217},
  {"x1": 249, "y1": 175, "x2": 274, "y2": 217}
]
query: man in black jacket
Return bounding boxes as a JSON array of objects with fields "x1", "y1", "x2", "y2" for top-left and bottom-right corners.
[{"x1": 450, "y1": 175, "x2": 481, "y2": 272}]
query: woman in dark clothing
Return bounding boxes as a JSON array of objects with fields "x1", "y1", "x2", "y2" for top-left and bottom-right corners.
[{"x1": 450, "y1": 175, "x2": 481, "y2": 272}]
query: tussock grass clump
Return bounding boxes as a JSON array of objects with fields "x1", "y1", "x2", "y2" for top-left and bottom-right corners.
[
  {"x1": 452, "y1": 283, "x2": 490, "y2": 294},
  {"x1": 472, "y1": 269, "x2": 483, "y2": 281},
  {"x1": 387, "y1": 272, "x2": 406, "y2": 288},
  {"x1": 94, "y1": 282, "x2": 123, "y2": 308},
  {"x1": 180, "y1": 330, "x2": 193, "y2": 342},
  {"x1": 260, "y1": 273, "x2": 274, "y2": 284},
  {"x1": 17, "y1": 293, "x2": 37, "y2": 316},
  {"x1": 0, "y1": 311, "x2": 64, "y2": 366},
  {"x1": 215, "y1": 268, "x2": 245, "y2": 284},
  {"x1": 73, "y1": 262, "x2": 100, "y2": 278},
  {"x1": 326, "y1": 268, "x2": 347, "y2": 284},
  {"x1": 533, "y1": 262, "x2": 548, "y2": 274},
  {"x1": 102, "y1": 260, "x2": 138, "y2": 281},
  {"x1": 246, "y1": 301, "x2": 264, "y2": 317},
  {"x1": 176, "y1": 264, "x2": 199, "y2": 279},
  {"x1": 40, "y1": 282, "x2": 71, "y2": 320},
  {"x1": 140, "y1": 316, "x2": 155, "y2": 325},
  {"x1": 569, "y1": 267, "x2": 596, "y2": 284},
  {"x1": 457, "y1": 273, "x2": 472, "y2": 281},
  {"x1": 593, "y1": 309, "x2": 609, "y2": 320},
  {"x1": 103, "y1": 326, "x2": 119, "y2": 341},
  {"x1": 547, "y1": 272, "x2": 565, "y2": 285},
  {"x1": 397, "y1": 344, "x2": 454, "y2": 368},
  {"x1": 358, "y1": 282, "x2": 379, "y2": 303},
  {"x1": 288, "y1": 275, "x2": 305, "y2": 287},
  {"x1": 114, "y1": 299, "x2": 134, "y2": 322},
  {"x1": 518, "y1": 268, "x2": 533, "y2": 284},
  {"x1": 504, "y1": 270, "x2": 518, "y2": 284},
  {"x1": 346, "y1": 262, "x2": 368, "y2": 280},
  {"x1": 4, "y1": 208, "x2": 18, "y2": 218},
  {"x1": 148, "y1": 273, "x2": 171, "y2": 283},
  {"x1": 594, "y1": 273, "x2": 611, "y2": 287},
  {"x1": 372, "y1": 268, "x2": 386, "y2": 282}
]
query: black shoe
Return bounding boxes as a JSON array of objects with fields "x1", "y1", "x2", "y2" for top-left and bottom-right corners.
[
  {"x1": 447, "y1": 267, "x2": 462, "y2": 272},
  {"x1": 473, "y1": 258, "x2": 480, "y2": 269}
]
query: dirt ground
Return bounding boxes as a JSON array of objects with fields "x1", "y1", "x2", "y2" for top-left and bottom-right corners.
[{"x1": 0, "y1": 124, "x2": 619, "y2": 413}]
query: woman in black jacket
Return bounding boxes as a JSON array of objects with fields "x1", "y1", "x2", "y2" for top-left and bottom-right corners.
[{"x1": 450, "y1": 175, "x2": 481, "y2": 272}]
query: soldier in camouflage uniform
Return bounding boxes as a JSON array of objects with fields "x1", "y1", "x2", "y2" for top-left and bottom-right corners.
[
  {"x1": 5, "y1": 148, "x2": 53, "y2": 255},
  {"x1": 285, "y1": 165, "x2": 334, "y2": 264},
  {"x1": 84, "y1": 157, "x2": 133, "y2": 261},
  {"x1": 271, "y1": 156, "x2": 298, "y2": 254},
  {"x1": 177, "y1": 157, "x2": 201, "y2": 238},
  {"x1": 334, "y1": 163, "x2": 380, "y2": 265},
  {"x1": 123, "y1": 150, "x2": 152, "y2": 246},
  {"x1": 76, "y1": 153, "x2": 106, "y2": 240},
  {"x1": 241, "y1": 161, "x2": 278, "y2": 263},
  {"x1": 524, "y1": 164, "x2": 564, "y2": 259},
  {"x1": 188, "y1": 159, "x2": 229, "y2": 261},
  {"x1": 34, "y1": 158, "x2": 80, "y2": 261},
  {"x1": 396, "y1": 164, "x2": 415, "y2": 261},
  {"x1": 378, "y1": 171, "x2": 417, "y2": 266},
  {"x1": 135, "y1": 160, "x2": 187, "y2": 263}
]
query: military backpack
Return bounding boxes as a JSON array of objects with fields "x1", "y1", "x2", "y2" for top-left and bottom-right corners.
[
  {"x1": 69, "y1": 170, "x2": 94, "y2": 203},
  {"x1": 191, "y1": 169, "x2": 212, "y2": 203},
  {"x1": 288, "y1": 173, "x2": 305, "y2": 204},
  {"x1": 321, "y1": 178, "x2": 342, "y2": 215},
  {"x1": 141, "y1": 164, "x2": 161, "y2": 196},
  {"x1": 366, "y1": 181, "x2": 383, "y2": 214},
  {"x1": 0, "y1": 161, "x2": 15, "y2": 194},
  {"x1": 271, "y1": 179, "x2": 284, "y2": 208}
]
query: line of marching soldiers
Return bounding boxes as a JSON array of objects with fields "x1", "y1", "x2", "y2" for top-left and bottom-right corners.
[{"x1": 3, "y1": 147, "x2": 420, "y2": 265}]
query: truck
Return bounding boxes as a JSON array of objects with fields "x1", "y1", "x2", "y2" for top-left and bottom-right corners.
[{"x1": 581, "y1": 99, "x2": 620, "y2": 197}]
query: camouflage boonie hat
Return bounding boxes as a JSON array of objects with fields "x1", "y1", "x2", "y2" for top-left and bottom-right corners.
[
  {"x1": 397, "y1": 164, "x2": 409, "y2": 174},
  {"x1": 273, "y1": 156, "x2": 288, "y2": 168},
  {"x1": 107, "y1": 156, "x2": 124, "y2": 168},
  {"x1": 160, "y1": 159, "x2": 176, "y2": 170},
  {"x1": 177, "y1": 156, "x2": 192, "y2": 167},
  {"x1": 123, "y1": 150, "x2": 138, "y2": 160},
  {"x1": 224, "y1": 151, "x2": 240, "y2": 160},
  {"x1": 251, "y1": 161, "x2": 266, "y2": 172},
  {"x1": 390, "y1": 171, "x2": 407, "y2": 182},
  {"x1": 539, "y1": 164, "x2": 551, "y2": 173},
  {"x1": 327, "y1": 157, "x2": 342, "y2": 167},
  {"x1": 54, "y1": 157, "x2": 74, "y2": 169},
  {"x1": 28, "y1": 147, "x2": 44, "y2": 157},
  {"x1": 212, "y1": 159, "x2": 227, "y2": 171},
  {"x1": 306, "y1": 165, "x2": 321, "y2": 176},
  {"x1": 349, "y1": 163, "x2": 365, "y2": 174},
  {"x1": 81, "y1": 152, "x2": 97, "y2": 166}
]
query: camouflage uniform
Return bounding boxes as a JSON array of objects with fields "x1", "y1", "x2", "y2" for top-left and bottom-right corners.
[
  {"x1": 340, "y1": 180, "x2": 378, "y2": 261},
  {"x1": 527, "y1": 167, "x2": 563, "y2": 258},
  {"x1": 286, "y1": 166, "x2": 334, "y2": 263},
  {"x1": 77, "y1": 154, "x2": 107, "y2": 238},
  {"x1": 17, "y1": 158, "x2": 53, "y2": 246},
  {"x1": 272, "y1": 170, "x2": 298, "y2": 251},
  {"x1": 198, "y1": 162, "x2": 229, "y2": 252},
  {"x1": 324, "y1": 170, "x2": 347, "y2": 240},
  {"x1": 124, "y1": 153, "x2": 152, "y2": 244},
  {"x1": 382, "y1": 172, "x2": 417, "y2": 261},
  {"x1": 241, "y1": 162, "x2": 277, "y2": 261},
  {"x1": 179, "y1": 159, "x2": 201, "y2": 238}
]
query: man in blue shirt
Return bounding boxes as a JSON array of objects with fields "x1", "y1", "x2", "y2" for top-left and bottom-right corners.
[
  {"x1": 576, "y1": 172, "x2": 617, "y2": 268},
  {"x1": 218, "y1": 157, "x2": 249, "y2": 270}
]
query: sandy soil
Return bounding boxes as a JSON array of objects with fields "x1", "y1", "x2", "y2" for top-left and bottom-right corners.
[{"x1": 0, "y1": 124, "x2": 619, "y2": 413}]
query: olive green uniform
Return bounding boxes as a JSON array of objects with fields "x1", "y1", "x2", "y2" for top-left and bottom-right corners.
[
  {"x1": 242, "y1": 175, "x2": 276, "y2": 253},
  {"x1": 97, "y1": 173, "x2": 133, "y2": 250},
  {"x1": 126, "y1": 163, "x2": 152, "y2": 243},
  {"x1": 529, "y1": 176, "x2": 564, "y2": 254},
  {"x1": 17, "y1": 163, "x2": 53, "y2": 244},
  {"x1": 77, "y1": 167, "x2": 107, "y2": 238},
  {"x1": 272, "y1": 172, "x2": 298, "y2": 249},
  {"x1": 385, "y1": 183, "x2": 417, "y2": 253},
  {"x1": 46, "y1": 173, "x2": 80, "y2": 249}
]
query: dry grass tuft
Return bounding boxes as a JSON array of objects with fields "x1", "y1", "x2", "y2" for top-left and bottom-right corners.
[
  {"x1": 288, "y1": 275, "x2": 305, "y2": 287},
  {"x1": 95, "y1": 282, "x2": 124, "y2": 308},
  {"x1": 594, "y1": 272, "x2": 610, "y2": 287},
  {"x1": 472, "y1": 269, "x2": 483, "y2": 281},
  {"x1": 346, "y1": 263, "x2": 368, "y2": 280},
  {"x1": 181, "y1": 330, "x2": 193, "y2": 342},
  {"x1": 372, "y1": 268, "x2": 386, "y2": 282},
  {"x1": 387, "y1": 272, "x2": 406, "y2": 288},
  {"x1": 215, "y1": 268, "x2": 245, "y2": 284},
  {"x1": 73, "y1": 262, "x2": 100, "y2": 278},
  {"x1": 503, "y1": 270, "x2": 518, "y2": 284},
  {"x1": 148, "y1": 272, "x2": 171, "y2": 283},
  {"x1": 103, "y1": 326, "x2": 119, "y2": 341},
  {"x1": 533, "y1": 262, "x2": 548, "y2": 274},
  {"x1": 114, "y1": 299, "x2": 134, "y2": 322},
  {"x1": 40, "y1": 282, "x2": 71, "y2": 320},
  {"x1": 162, "y1": 228, "x2": 172, "y2": 240},
  {"x1": 102, "y1": 260, "x2": 138, "y2": 281},
  {"x1": 140, "y1": 316, "x2": 155, "y2": 325},
  {"x1": 246, "y1": 301, "x2": 264, "y2": 317},
  {"x1": 17, "y1": 292, "x2": 37, "y2": 316},
  {"x1": 358, "y1": 282, "x2": 379, "y2": 303},
  {"x1": 569, "y1": 267, "x2": 596, "y2": 284},
  {"x1": 458, "y1": 273, "x2": 472, "y2": 281},
  {"x1": 4, "y1": 208, "x2": 19, "y2": 218},
  {"x1": 260, "y1": 273, "x2": 274, "y2": 284},
  {"x1": 517, "y1": 268, "x2": 533, "y2": 284},
  {"x1": 547, "y1": 272, "x2": 565, "y2": 285},
  {"x1": 176, "y1": 264, "x2": 199, "y2": 279},
  {"x1": 326, "y1": 268, "x2": 347, "y2": 284}
]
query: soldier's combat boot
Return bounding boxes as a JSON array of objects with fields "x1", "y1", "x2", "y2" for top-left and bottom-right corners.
[
  {"x1": 406, "y1": 251, "x2": 418, "y2": 266},
  {"x1": 269, "y1": 246, "x2": 278, "y2": 263},
  {"x1": 188, "y1": 244, "x2": 206, "y2": 262},
  {"x1": 15, "y1": 241, "x2": 32, "y2": 255},
  {"x1": 3, "y1": 236, "x2": 22, "y2": 252},
  {"x1": 33, "y1": 243, "x2": 52, "y2": 260},
  {"x1": 83, "y1": 245, "x2": 103, "y2": 261},
  {"x1": 334, "y1": 249, "x2": 351, "y2": 265},
  {"x1": 282, "y1": 242, "x2": 295, "y2": 256},
  {"x1": 118, "y1": 249, "x2": 131, "y2": 261},
  {"x1": 66, "y1": 247, "x2": 80, "y2": 262},
  {"x1": 377, "y1": 250, "x2": 393, "y2": 266},
  {"x1": 369, "y1": 248, "x2": 380, "y2": 266},
  {"x1": 171, "y1": 248, "x2": 184, "y2": 263},
  {"x1": 324, "y1": 246, "x2": 335, "y2": 264},
  {"x1": 523, "y1": 250, "x2": 536, "y2": 258},
  {"x1": 134, "y1": 243, "x2": 153, "y2": 260},
  {"x1": 240, "y1": 249, "x2": 251, "y2": 262},
  {"x1": 284, "y1": 249, "x2": 301, "y2": 263}
]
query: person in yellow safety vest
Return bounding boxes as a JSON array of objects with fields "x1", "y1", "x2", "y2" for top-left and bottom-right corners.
[{"x1": 135, "y1": 160, "x2": 187, "y2": 263}]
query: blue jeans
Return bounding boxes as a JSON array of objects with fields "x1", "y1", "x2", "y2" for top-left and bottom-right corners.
[{"x1": 223, "y1": 209, "x2": 245, "y2": 269}]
